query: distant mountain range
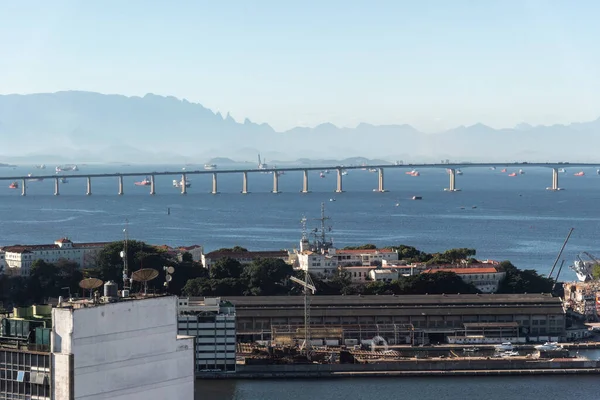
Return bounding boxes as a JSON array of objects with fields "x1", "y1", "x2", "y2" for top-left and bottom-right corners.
[{"x1": 0, "y1": 91, "x2": 599, "y2": 164}]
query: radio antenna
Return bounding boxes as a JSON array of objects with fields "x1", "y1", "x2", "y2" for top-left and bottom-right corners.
[{"x1": 121, "y1": 219, "x2": 130, "y2": 290}]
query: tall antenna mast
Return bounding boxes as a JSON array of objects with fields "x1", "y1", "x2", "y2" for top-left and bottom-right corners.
[
  {"x1": 301, "y1": 216, "x2": 307, "y2": 240},
  {"x1": 122, "y1": 219, "x2": 130, "y2": 290}
]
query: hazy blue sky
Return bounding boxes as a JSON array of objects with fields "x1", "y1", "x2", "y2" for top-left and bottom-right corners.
[{"x1": 1, "y1": 0, "x2": 600, "y2": 132}]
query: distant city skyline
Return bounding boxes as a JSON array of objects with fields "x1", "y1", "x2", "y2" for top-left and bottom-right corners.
[{"x1": 2, "y1": 1, "x2": 600, "y2": 132}]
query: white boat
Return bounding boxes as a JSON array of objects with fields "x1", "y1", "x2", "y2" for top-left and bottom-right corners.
[
  {"x1": 56, "y1": 164, "x2": 78, "y2": 172},
  {"x1": 204, "y1": 164, "x2": 217, "y2": 170},
  {"x1": 35, "y1": 164, "x2": 45, "y2": 169},
  {"x1": 462, "y1": 347, "x2": 479, "y2": 352},
  {"x1": 499, "y1": 351, "x2": 519, "y2": 357},
  {"x1": 494, "y1": 342, "x2": 513, "y2": 352},
  {"x1": 456, "y1": 169, "x2": 463, "y2": 175},
  {"x1": 368, "y1": 168, "x2": 378, "y2": 173},
  {"x1": 559, "y1": 168, "x2": 566, "y2": 173},
  {"x1": 519, "y1": 169, "x2": 525, "y2": 175},
  {"x1": 173, "y1": 179, "x2": 191, "y2": 188},
  {"x1": 341, "y1": 170, "x2": 348, "y2": 176},
  {"x1": 534, "y1": 342, "x2": 562, "y2": 351}
]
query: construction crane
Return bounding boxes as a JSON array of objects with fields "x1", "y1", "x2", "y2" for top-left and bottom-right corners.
[
  {"x1": 290, "y1": 271, "x2": 316, "y2": 357},
  {"x1": 549, "y1": 228, "x2": 574, "y2": 279}
]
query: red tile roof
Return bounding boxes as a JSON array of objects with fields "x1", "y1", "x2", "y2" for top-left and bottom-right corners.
[
  {"x1": 423, "y1": 267, "x2": 499, "y2": 275},
  {"x1": 337, "y1": 249, "x2": 396, "y2": 254}
]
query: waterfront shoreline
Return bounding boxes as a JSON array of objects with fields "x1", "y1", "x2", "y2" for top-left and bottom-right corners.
[{"x1": 198, "y1": 368, "x2": 600, "y2": 379}]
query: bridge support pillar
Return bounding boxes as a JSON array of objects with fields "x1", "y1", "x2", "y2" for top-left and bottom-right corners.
[
  {"x1": 444, "y1": 169, "x2": 460, "y2": 192},
  {"x1": 336, "y1": 168, "x2": 344, "y2": 193},
  {"x1": 546, "y1": 168, "x2": 562, "y2": 191},
  {"x1": 242, "y1": 171, "x2": 248, "y2": 194},
  {"x1": 272, "y1": 172, "x2": 280, "y2": 193},
  {"x1": 150, "y1": 175, "x2": 155, "y2": 195},
  {"x1": 118, "y1": 176, "x2": 124, "y2": 195},
  {"x1": 54, "y1": 177, "x2": 60, "y2": 196},
  {"x1": 377, "y1": 168, "x2": 387, "y2": 192},
  {"x1": 301, "y1": 170, "x2": 309, "y2": 193},
  {"x1": 86, "y1": 177, "x2": 92, "y2": 196},
  {"x1": 181, "y1": 174, "x2": 187, "y2": 195},
  {"x1": 21, "y1": 179, "x2": 26, "y2": 196},
  {"x1": 212, "y1": 173, "x2": 218, "y2": 194}
]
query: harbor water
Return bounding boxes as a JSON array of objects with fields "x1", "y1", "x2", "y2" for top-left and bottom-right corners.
[
  {"x1": 1, "y1": 165, "x2": 600, "y2": 278},
  {"x1": 196, "y1": 375, "x2": 600, "y2": 400}
]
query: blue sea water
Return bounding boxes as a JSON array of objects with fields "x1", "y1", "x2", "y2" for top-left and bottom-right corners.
[
  {"x1": 4, "y1": 164, "x2": 600, "y2": 399},
  {"x1": 1, "y1": 164, "x2": 600, "y2": 280}
]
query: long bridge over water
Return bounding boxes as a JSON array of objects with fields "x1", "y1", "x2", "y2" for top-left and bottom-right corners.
[{"x1": 1, "y1": 162, "x2": 596, "y2": 196}]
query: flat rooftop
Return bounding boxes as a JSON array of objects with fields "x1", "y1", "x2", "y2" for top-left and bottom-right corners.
[{"x1": 220, "y1": 293, "x2": 560, "y2": 308}]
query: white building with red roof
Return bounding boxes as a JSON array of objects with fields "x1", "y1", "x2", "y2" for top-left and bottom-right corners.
[
  {"x1": 1, "y1": 238, "x2": 110, "y2": 276},
  {"x1": 422, "y1": 266, "x2": 506, "y2": 293}
]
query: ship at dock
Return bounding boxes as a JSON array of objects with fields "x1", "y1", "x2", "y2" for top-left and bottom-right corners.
[{"x1": 569, "y1": 252, "x2": 600, "y2": 282}]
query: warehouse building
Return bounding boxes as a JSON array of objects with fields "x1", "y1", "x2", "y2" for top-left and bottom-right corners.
[{"x1": 220, "y1": 293, "x2": 565, "y2": 344}]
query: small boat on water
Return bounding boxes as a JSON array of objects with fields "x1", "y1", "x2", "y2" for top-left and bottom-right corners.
[
  {"x1": 9, "y1": 181, "x2": 18, "y2": 189},
  {"x1": 508, "y1": 172, "x2": 517, "y2": 177},
  {"x1": 412, "y1": 196, "x2": 422, "y2": 200},
  {"x1": 35, "y1": 164, "x2": 46, "y2": 169},
  {"x1": 60, "y1": 177, "x2": 68, "y2": 184},
  {"x1": 406, "y1": 169, "x2": 420, "y2": 177},
  {"x1": 501, "y1": 168, "x2": 507, "y2": 173},
  {"x1": 368, "y1": 168, "x2": 378, "y2": 173},
  {"x1": 519, "y1": 169, "x2": 525, "y2": 175},
  {"x1": 559, "y1": 168, "x2": 566, "y2": 173},
  {"x1": 494, "y1": 342, "x2": 513, "y2": 352},
  {"x1": 341, "y1": 170, "x2": 348, "y2": 176},
  {"x1": 574, "y1": 171, "x2": 585, "y2": 176},
  {"x1": 456, "y1": 169, "x2": 463, "y2": 175},
  {"x1": 135, "y1": 177, "x2": 152, "y2": 186},
  {"x1": 204, "y1": 164, "x2": 217, "y2": 170},
  {"x1": 173, "y1": 179, "x2": 191, "y2": 188},
  {"x1": 27, "y1": 173, "x2": 43, "y2": 182},
  {"x1": 534, "y1": 342, "x2": 562, "y2": 352},
  {"x1": 320, "y1": 172, "x2": 325, "y2": 178}
]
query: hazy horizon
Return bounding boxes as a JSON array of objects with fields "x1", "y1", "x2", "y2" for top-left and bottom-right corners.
[{"x1": 2, "y1": 1, "x2": 600, "y2": 133}]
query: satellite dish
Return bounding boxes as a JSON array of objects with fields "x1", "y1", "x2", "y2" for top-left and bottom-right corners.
[
  {"x1": 165, "y1": 274, "x2": 172, "y2": 282},
  {"x1": 79, "y1": 278, "x2": 104, "y2": 290},
  {"x1": 131, "y1": 268, "x2": 159, "y2": 283},
  {"x1": 166, "y1": 266, "x2": 175, "y2": 274}
]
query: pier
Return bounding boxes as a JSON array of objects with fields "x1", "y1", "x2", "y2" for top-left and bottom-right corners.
[{"x1": 2, "y1": 162, "x2": 596, "y2": 196}]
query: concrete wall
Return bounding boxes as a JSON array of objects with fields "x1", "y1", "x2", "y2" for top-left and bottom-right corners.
[
  {"x1": 237, "y1": 358, "x2": 600, "y2": 375},
  {"x1": 52, "y1": 296, "x2": 194, "y2": 400}
]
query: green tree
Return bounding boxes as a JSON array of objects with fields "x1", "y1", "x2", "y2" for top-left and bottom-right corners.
[
  {"x1": 496, "y1": 261, "x2": 554, "y2": 294},
  {"x1": 391, "y1": 245, "x2": 433, "y2": 263},
  {"x1": 343, "y1": 244, "x2": 377, "y2": 250},
  {"x1": 180, "y1": 252, "x2": 193, "y2": 263},
  {"x1": 592, "y1": 264, "x2": 600, "y2": 280},
  {"x1": 94, "y1": 240, "x2": 168, "y2": 288},
  {"x1": 182, "y1": 277, "x2": 213, "y2": 296},
  {"x1": 393, "y1": 271, "x2": 479, "y2": 294},
  {"x1": 29, "y1": 260, "x2": 60, "y2": 302},
  {"x1": 210, "y1": 258, "x2": 243, "y2": 280},
  {"x1": 242, "y1": 258, "x2": 294, "y2": 295}
]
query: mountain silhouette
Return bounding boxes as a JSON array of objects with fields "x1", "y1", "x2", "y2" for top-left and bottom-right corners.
[{"x1": 0, "y1": 91, "x2": 598, "y2": 163}]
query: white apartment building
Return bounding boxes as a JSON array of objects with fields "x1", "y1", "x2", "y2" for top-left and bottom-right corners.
[
  {"x1": 51, "y1": 294, "x2": 195, "y2": 400},
  {"x1": 369, "y1": 268, "x2": 400, "y2": 282},
  {"x1": 422, "y1": 267, "x2": 506, "y2": 293},
  {"x1": 334, "y1": 248, "x2": 399, "y2": 267},
  {"x1": 178, "y1": 297, "x2": 237, "y2": 373},
  {"x1": 2, "y1": 238, "x2": 109, "y2": 276},
  {"x1": 296, "y1": 250, "x2": 338, "y2": 276}
]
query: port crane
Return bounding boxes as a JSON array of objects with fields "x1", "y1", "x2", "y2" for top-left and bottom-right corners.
[
  {"x1": 549, "y1": 228, "x2": 574, "y2": 279},
  {"x1": 290, "y1": 271, "x2": 317, "y2": 357}
]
